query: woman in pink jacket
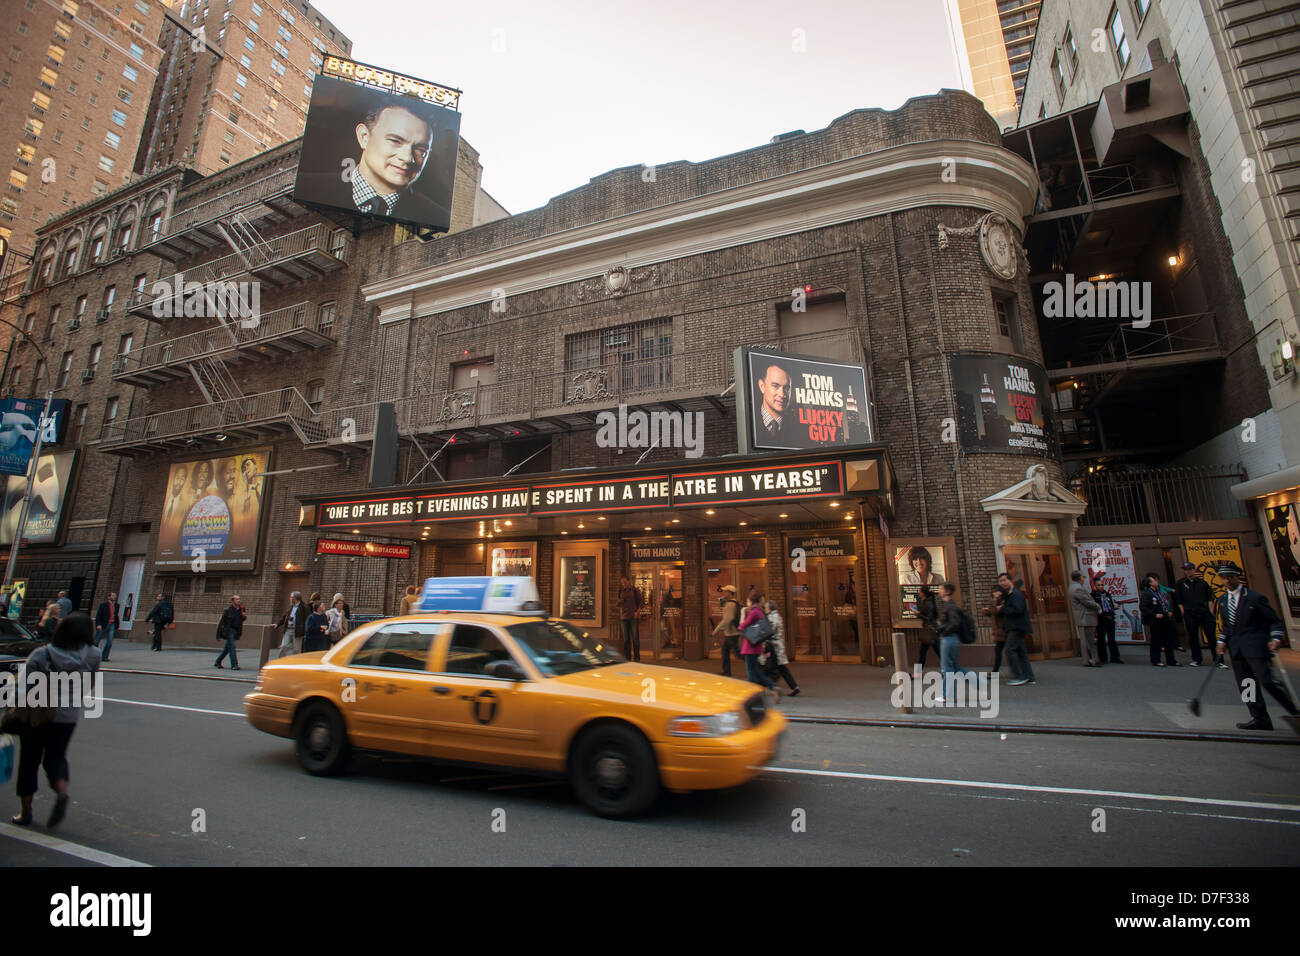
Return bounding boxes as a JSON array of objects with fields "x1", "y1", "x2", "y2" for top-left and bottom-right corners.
[{"x1": 738, "y1": 594, "x2": 779, "y2": 694}]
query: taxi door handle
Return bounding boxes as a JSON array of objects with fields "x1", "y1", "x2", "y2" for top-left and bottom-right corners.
[{"x1": 432, "y1": 686, "x2": 452, "y2": 695}]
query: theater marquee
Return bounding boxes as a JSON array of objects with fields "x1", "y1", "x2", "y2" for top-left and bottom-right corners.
[{"x1": 313, "y1": 460, "x2": 849, "y2": 528}]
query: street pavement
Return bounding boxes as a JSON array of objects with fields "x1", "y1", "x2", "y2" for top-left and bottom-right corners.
[
  {"x1": 2, "y1": 670, "x2": 1298, "y2": 866},
  {"x1": 97, "y1": 637, "x2": 1300, "y2": 740}
]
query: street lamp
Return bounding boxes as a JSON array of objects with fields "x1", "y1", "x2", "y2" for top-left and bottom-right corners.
[{"x1": 0, "y1": 315, "x2": 54, "y2": 596}]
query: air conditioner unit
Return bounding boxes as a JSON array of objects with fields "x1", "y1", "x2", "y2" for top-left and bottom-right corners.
[
  {"x1": 111, "y1": 358, "x2": 125, "y2": 374},
  {"x1": 81, "y1": 369, "x2": 94, "y2": 383},
  {"x1": 66, "y1": 318, "x2": 80, "y2": 331},
  {"x1": 97, "y1": 309, "x2": 111, "y2": 322}
]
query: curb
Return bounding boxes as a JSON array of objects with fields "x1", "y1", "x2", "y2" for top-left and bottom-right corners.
[
  {"x1": 102, "y1": 667, "x2": 257, "y2": 684},
  {"x1": 782, "y1": 714, "x2": 1300, "y2": 743}
]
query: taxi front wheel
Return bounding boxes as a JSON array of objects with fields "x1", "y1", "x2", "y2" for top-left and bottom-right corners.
[
  {"x1": 570, "y1": 723, "x2": 659, "y2": 819},
  {"x1": 294, "y1": 701, "x2": 351, "y2": 776}
]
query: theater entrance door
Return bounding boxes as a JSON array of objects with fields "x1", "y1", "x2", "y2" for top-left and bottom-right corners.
[
  {"x1": 787, "y1": 560, "x2": 860, "y2": 661},
  {"x1": 629, "y1": 564, "x2": 684, "y2": 661}
]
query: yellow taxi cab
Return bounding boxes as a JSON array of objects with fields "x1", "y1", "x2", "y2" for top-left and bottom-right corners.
[{"x1": 245, "y1": 576, "x2": 786, "y2": 817}]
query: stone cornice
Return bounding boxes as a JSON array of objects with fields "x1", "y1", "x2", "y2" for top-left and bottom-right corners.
[{"x1": 363, "y1": 139, "x2": 1038, "y2": 323}]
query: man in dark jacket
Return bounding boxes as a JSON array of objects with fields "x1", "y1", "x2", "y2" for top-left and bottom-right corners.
[
  {"x1": 1215, "y1": 562, "x2": 1296, "y2": 730},
  {"x1": 998, "y1": 572, "x2": 1036, "y2": 686},
  {"x1": 617, "y1": 577, "x2": 642, "y2": 662},
  {"x1": 1091, "y1": 574, "x2": 1122, "y2": 664},
  {"x1": 144, "y1": 593, "x2": 173, "y2": 651},
  {"x1": 214, "y1": 594, "x2": 245, "y2": 670},
  {"x1": 916, "y1": 586, "x2": 940, "y2": 668},
  {"x1": 94, "y1": 591, "x2": 120, "y2": 662},
  {"x1": 1174, "y1": 561, "x2": 1219, "y2": 667}
]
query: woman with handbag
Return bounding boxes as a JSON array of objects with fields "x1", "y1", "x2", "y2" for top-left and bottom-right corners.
[
  {"x1": 326, "y1": 595, "x2": 349, "y2": 645},
  {"x1": 738, "y1": 594, "x2": 779, "y2": 695},
  {"x1": 762, "y1": 600, "x2": 800, "y2": 695},
  {"x1": 9, "y1": 613, "x2": 100, "y2": 828}
]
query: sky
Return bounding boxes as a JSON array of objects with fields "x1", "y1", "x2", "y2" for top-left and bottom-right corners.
[{"x1": 326, "y1": 0, "x2": 965, "y2": 215}]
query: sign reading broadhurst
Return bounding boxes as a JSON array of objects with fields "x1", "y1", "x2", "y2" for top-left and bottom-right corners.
[
  {"x1": 316, "y1": 462, "x2": 847, "y2": 527},
  {"x1": 950, "y1": 354, "x2": 1056, "y2": 456},
  {"x1": 155, "y1": 450, "x2": 270, "y2": 571},
  {"x1": 294, "y1": 58, "x2": 461, "y2": 234},
  {"x1": 736, "y1": 348, "x2": 872, "y2": 453}
]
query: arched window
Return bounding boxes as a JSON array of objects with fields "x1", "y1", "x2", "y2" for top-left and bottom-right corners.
[{"x1": 88, "y1": 218, "x2": 110, "y2": 265}]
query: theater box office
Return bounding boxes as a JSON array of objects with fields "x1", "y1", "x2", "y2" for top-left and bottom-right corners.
[{"x1": 300, "y1": 447, "x2": 897, "y2": 662}]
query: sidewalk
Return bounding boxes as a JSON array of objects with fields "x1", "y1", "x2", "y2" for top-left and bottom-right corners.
[{"x1": 99, "y1": 637, "x2": 1300, "y2": 742}]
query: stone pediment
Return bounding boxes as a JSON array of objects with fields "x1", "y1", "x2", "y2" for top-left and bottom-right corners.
[{"x1": 981, "y1": 464, "x2": 1087, "y2": 515}]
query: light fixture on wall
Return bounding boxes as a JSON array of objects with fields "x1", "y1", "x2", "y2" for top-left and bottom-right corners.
[
  {"x1": 1271, "y1": 339, "x2": 1297, "y2": 380},
  {"x1": 1167, "y1": 254, "x2": 1180, "y2": 267}
]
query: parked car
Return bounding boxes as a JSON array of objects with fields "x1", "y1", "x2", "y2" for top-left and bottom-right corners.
[{"x1": 0, "y1": 617, "x2": 44, "y2": 676}]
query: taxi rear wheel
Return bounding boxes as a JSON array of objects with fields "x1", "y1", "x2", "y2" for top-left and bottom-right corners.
[
  {"x1": 570, "y1": 723, "x2": 659, "y2": 819},
  {"x1": 294, "y1": 701, "x2": 350, "y2": 776}
]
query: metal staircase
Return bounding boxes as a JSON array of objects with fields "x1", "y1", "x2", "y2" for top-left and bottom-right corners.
[
  {"x1": 190, "y1": 356, "x2": 246, "y2": 412},
  {"x1": 216, "y1": 212, "x2": 274, "y2": 271}
]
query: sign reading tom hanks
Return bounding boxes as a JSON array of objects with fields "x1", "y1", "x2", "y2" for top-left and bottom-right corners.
[
  {"x1": 735, "y1": 347, "x2": 872, "y2": 454},
  {"x1": 294, "y1": 57, "x2": 461, "y2": 234},
  {"x1": 949, "y1": 354, "x2": 1057, "y2": 456}
]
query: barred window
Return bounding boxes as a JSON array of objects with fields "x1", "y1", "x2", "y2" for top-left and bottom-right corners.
[{"x1": 564, "y1": 317, "x2": 672, "y2": 395}]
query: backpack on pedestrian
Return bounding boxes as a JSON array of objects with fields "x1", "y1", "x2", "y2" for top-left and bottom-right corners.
[{"x1": 956, "y1": 605, "x2": 978, "y2": 644}]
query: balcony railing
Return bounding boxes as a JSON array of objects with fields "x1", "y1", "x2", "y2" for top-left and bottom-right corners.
[
  {"x1": 1092, "y1": 312, "x2": 1220, "y2": 369},
  {"x1": 317, "y1": 328, "x2": 863, "y2": 445},
  {"x1": 1074, "y1": 464, "x2": 1249, "y2": 526},
  {"x1": 129, "y1": 224, "x2": 353, "y2": 316},
  {"x1": 158, "y1": 166, "x2": 299, "y2": 237},
  {"x1": 113, "y1": 302, "x2": 329, "y2": 382},
  {"x1": 96, "y1": 387, "x2": 324, "y2": 454}
]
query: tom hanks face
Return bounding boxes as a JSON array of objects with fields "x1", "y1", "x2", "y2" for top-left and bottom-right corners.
[{"x1": 355, "y1": 105, "x2": 433, "y2": 193}]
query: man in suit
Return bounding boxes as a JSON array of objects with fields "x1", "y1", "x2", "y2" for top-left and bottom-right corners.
[
  {"x1": 276, "y1": 591, "x2": 308, "y2": 659},
  {"x1": 1214, "y1": 562, "x2": 1297, "y2": 731},
  {"x1": 753, "y1": 361, "x2": 800, "y2": 448},
  {"x1": 301, "y1": 102, "x2": 449, "y2": 226},
  {"x1": 1069, "y1": 570, "x2": 1101, "y2": 666},
  {"x1": 94, "y1": 591, "x2": 120, "y2": 662}
]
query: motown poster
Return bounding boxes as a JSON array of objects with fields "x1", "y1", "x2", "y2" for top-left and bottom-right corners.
[
  {"x1": 738, "y1": 348, "x2": 872, "y2": 452},
  {"x1": 1263, "y1": 500, "x2": 1300, "y2": 617},
  {"x1": 154, "y1": 450, "x2": 271, "y2": 571}
]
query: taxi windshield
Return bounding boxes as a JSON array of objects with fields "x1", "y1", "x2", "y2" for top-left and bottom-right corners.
[{"x1": 506, "y1": 620, "x2": 624, "y2": 676}]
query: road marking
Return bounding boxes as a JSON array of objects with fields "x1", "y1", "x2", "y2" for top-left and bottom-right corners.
[
  {"x1": 764, "y1": 766, "x2": 1300, "y2": 813},
  {"x1": 0, "y1": 826, "x2": 152, "y2": 867},
  {"x1": 102, "y1": 697, "x2": 244, "y2": 718}
]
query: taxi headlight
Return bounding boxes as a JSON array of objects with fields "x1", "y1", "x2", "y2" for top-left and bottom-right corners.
[{"x1": 668, "y1": 711, "x2": 745, "y2": 737}]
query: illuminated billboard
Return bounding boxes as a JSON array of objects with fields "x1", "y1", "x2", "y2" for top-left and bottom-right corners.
[
  {"x1": 154, "y1": 449, "x2": 271, "y2": 572},
  {"x1": 294, "y1": 57, "x2": 461, "y2": 233},
  {"x1": 735, "y1": 348, "x2": 872, "y2": 454}
]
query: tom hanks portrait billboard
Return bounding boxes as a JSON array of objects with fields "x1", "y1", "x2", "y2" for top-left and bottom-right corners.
[
  {"x1": 735, "y1": 347, "x2": 872, "y2": 454},
  {"x1": 294, "y1": 58, "x2": 461, "y2": 234}
]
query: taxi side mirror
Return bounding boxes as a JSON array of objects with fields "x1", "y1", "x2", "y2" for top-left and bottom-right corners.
[{"x1": 486, "y1": 660, "x2": 526, "y2": 682}]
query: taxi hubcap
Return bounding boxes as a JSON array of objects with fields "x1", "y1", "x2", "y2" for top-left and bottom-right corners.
[
  {"x1": 308, "y1": 721, "x2": 331, "y2": 756},
  {"x1": 595, "y1": 753, "x2": 628, "y2": 791}
]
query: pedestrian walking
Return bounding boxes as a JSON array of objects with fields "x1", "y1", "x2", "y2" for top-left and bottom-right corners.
[
  {"x1": 333, "y1": 592, "x2": 351, "y2": 623},
  {"x1": 326, "y1": 594, "x2": 349, "y2": 645},
  {"x1": 1139, "y1": 573, "x2": 1179, "y2": 666},
  {"x1": 1174, "y1": 562, "x2": 1218, "y2": 667},
  {"x1": 711, "y1": 585, "x2": 742, "y2": 677},
  {"x1": 37, "y1": 602, "x2": 61, "y2": 641},
  {"x1": 998, "y1": 572, "x2": 1036, "y2": 686},
  {"x1": 214, "y1": 594, "x2": 245, "y2": 670},
  {"x1": 55, "y1": 591, "x2": 72, "y2": 619},
  {"x1": 10, "y1": 613, "x2": 100, "y2": 828},
  {"x1": 934, "y1": 582, "x2": 977, "y2": 702},
  {"x1": 275, "y1": 592, "x2": 308, "y2": 658},
  {"x1": 1069, "y1": 570, "x2": 1102, "y2": 666},
  {"x1": 302, "y1": 601, "x2": 330, "y2": 653},
  {"x1": 916, "y1": 585, "x2": 939, "y2": 668},
  {"x1": 144, "y1": 592, "x2": 173, "y2": 651},
  {"x1": 93, "y1": 593, "x2": 120, "y2": 663},
  {"x1": 617, "y1": 576, "x2": 642, "y2": 662},
  {"x1": 1091, "y1": 573, "x2": 1123, "y2": 663},
  {"x1": 738, "y1": 593, "x2": 778, "y2": 694},
  {"x1": 980, "y1": 585, "x2": 1007, "y2": 675},
  {"x1": 762, "y1": 600, "x2": 800, "y2": 695},
  {"x1": 1214, "y1": 562, "x2": 1298, "y2": 731},
  {"x1": 399, "y1": 585, "x2": 419, "y2": 616}
]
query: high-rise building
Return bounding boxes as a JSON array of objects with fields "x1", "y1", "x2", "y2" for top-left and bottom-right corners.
[
  {"x1": 134, "y1": 0, "x2": 351, "y2": 176},
  {"x1": 0, "y1": 0, "x2": 169, "y2": 259},
  {"x1": 946, "y1": 0, "x2": 1042, "y2": 129}
]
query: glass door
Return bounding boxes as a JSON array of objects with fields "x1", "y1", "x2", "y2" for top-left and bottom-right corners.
[
  {"x1": 1005, "y1": 547, "x2": 1074, "y2": 658},
  {"x1": 705, "y1": 562, "x2": 766, "y2": 660},
  {"x1": 824, "y1": 562, "x2": 861, "y2": 659},
  {"x1": 787, "y1": 566, "x2": 822, "y2": 659}
]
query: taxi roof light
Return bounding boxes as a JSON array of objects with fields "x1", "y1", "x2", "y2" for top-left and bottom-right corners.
[{"x1": 417, "y1": 576, "x2": 545, "y2": 616}]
